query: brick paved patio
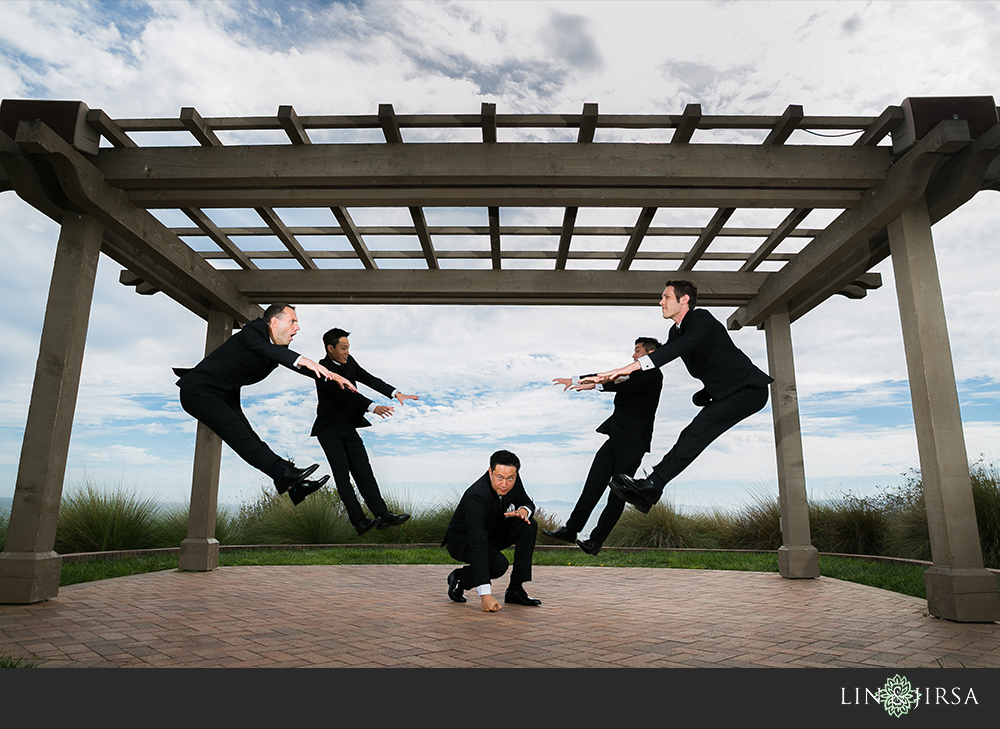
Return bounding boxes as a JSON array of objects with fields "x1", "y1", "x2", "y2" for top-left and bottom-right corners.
[{"x1": 2, "y1": 565, "x2": 999, "y2": 668}]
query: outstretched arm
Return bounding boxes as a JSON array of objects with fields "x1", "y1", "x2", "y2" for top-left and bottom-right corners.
[
  {"x1": 579, "y1": 360, "x2": 641, "y2": 385},
  {"x1": 297, "y1": 357, "x2": 358, "y2": 392},
  {"x1": 395, "y1": 392, "x2": 419, "y2": 406}
]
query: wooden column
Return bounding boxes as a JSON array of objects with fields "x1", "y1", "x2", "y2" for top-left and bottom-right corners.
[
  {"x1": 888, "y1": 198, "x2": 1000, "y2": 622},
  {"x1": 0, "y1": 213, "x2": 103, "y2": 603},
  {"x1": 764, "y1": 307, "x2": 819, "y2": 578},
  {"x1": 178, "y1": 310, "x2": 232, "y2": 571}
]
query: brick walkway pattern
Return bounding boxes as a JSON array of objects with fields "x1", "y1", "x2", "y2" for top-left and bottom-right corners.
[{"x1": 2, "y1": 565, "x2": 999, "y2": 668}]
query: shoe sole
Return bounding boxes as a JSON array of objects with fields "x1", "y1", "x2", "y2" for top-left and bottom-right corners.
[
  {"x1": 609, "y1": 483, "x2": 652, "y2": 514},
  {"x1": 577, "y1": 541, "x2": 602, "y2": 556},
  {"x1": 377, "y1": 514, "x2": 411, "y2": 529},
  {"x1": 290, "y1": 475, "x2": 329, "y2": 505},
  {"x1": 276, "y1": 463, "x2": 319, "y2": 494},
  {"x1": 354, "y1": 516, "x2": 382, "y2": 536}
]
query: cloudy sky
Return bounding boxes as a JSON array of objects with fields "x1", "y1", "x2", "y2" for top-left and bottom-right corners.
[{"x1": 2, "y1": 1, "x2": 999, "y2": 528}]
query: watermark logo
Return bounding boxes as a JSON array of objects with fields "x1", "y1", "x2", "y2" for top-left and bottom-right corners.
[
  {"x1": 878, "y1": 675, "x2": 919, "y2": 718},
  {"x1": 841, "y1": 674, "x2": 978, "y2": 716}
]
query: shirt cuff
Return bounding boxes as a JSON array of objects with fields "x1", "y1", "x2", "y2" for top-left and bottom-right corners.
[
  {"x1": 638, "y1": 355, "x2": 655, "y2": 371},
  {"x1": 293, "y1": 356, "x2": 305, "y2": 368},
  {"x1": 390, "y1": 388, "x2": 400, "y2": 398},
  {"x1": 476, "y1": 584, "x2": 492, "y2": 597},
  {"x1": 366, "y1": 402, "x2": 377, "y2": 413}
]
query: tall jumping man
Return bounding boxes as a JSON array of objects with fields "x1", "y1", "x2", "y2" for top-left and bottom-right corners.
[
  {"x1": 580, "y1": 280, "x2": 773, "y2": 514},
  {"x1": 175, "y1": 304, "x2": 355, "y2": 505}
]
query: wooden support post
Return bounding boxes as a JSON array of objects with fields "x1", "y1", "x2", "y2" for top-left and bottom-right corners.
[
  {"x1": 178, "y1": 310, "x2": 233, "y2": 572},
  {"x1": 0, "y1": 213, "x2": 103, "y2": 603},
  {"x1": 764, "y1": 308, "x2": 819, "y2": 578},
  {"x1": 888, "y1": 198, "x2": 1000, "y2": 622}
]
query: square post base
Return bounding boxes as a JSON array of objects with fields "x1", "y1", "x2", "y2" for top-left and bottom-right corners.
[
  {"x1": 924, "y1": 566, "x2": 1000, "y2": 622},
  {"x1": 778, "y1": 545, "x2": 820, "y2": 579},
  {"x1": 178, "y1": 538, "x2": 219, "y2": 572},
  {"x1": 0, "y1": 551, "x2": 62, "y2": 604}
]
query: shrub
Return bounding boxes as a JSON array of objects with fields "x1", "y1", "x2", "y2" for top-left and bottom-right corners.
[
  {"x1": 606, "y1": 499, "x2": 720, "y2": 549},
  {"x1": 970, "y1": 460, "x2": 1000, "y2": 569},
  {"x1": 157, "y1": 502, "x2": 244, "y2": 546},
  {"x1": 236, "y1": 486, "x2": 354, "y2": 545},
  {"x1": 714, "y1": 490, "x2": 782, "y2": 551},
  {"x1": 810, "y1": 493, "x2": 890, "y2": 556},
  {"x1": 54, "y1": 481, "x2": 162, "y2": 553}
]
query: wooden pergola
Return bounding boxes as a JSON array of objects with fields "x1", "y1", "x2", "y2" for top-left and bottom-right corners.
[{"x1": 1, "y1": 97, "x2": 998, "y2": 621}]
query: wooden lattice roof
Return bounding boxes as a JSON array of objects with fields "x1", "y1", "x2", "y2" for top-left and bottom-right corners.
[{"x1": 2, "y1": 98, "x2": 998, "y2": 326}]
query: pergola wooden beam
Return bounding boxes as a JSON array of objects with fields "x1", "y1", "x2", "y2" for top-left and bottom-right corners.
[
  {"x1": 679, "y1": 207, "x2": 734, "y2": 271},
  {"x1": 278, "y1": 105, "x2": 311, "y2": 145},
  {"x1": 330, "y1": 206, "x2": 377, "y2": 270},
  {"x1": 93, "y1": 142, "x2": 892, "y2": 191},
  {"x1": 222, "y1": 269, "x2": 769, "y2": 306},
  {"x1": 182, "y1": 207, "x2": 258, "y2": 270},
  {"x1": 617, "y1": 207, "x2": 658, "y2": 271},
  {"x1": 555, "y1": 103, "x2": 599, "y2": 270},
  {"x1": 14, "y1": 120, "x2": 260, "y2": 323},
  {"x1": 127, "y1": 187, "x2": 863, "y2": 209},
  {"x1": 741, "y1": 208, "x2": 813, "y2": 272},
  {"x1": 728, "y1": 119, "x2": 973, "y2": 330},
  {"x1": 255, "y1": 206, "x2": 318, "y2": 270},
  {"x1": 671, "y1": 104, "x2": 701, "y2": 144}
]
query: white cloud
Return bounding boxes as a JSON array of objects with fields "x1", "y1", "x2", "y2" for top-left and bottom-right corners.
[{"x1": 2, "y1": 0, "x2": 999, "y2": 515}]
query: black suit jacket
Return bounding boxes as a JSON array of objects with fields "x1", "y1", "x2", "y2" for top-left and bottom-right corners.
[
  {"x1": 646, "y1": 308, "x2": 773, "y2": 401},
  {"x1": 310, "y1": 354, "x2": 397, "y2": 438},
  {"x1": 591, "y1": 368, "x2": 662, "y2": 452},
  {"x1": 174, "y1": 318, "x2": 303, "y2": 397},
  {"x1": 444, "y1": 471, "x2": 535, "y2": 588}
]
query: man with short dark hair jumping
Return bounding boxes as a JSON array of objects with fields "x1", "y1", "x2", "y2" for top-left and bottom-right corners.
[
  {"x1": 311, "y1": 327, "x2": 418, "y2": 535},
  {"x1": 581, "y1": 281, "x2": 773, "y2": 514},
  {"x1": 545, "y1": 337, "x2": 663, "y2": 555}
]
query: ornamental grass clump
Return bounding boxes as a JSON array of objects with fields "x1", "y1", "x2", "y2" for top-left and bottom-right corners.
[
  {"x1": 606, "y1": 498, "x2": 719, "y2": 549},
  {"x1": 237, "y1": 486, "x2": 354, "y2": 545},
  {"x1": 714, "y1": 489, "x2": 782, "y2": 551},
  {"x1": 157, "y1": 502, "x2": 244, "y2": 546},
  {"x1": 809, "y1": 493, "x2": 890, "y2": 556},
  {"x1": 54, "y1": 481, "x2": 162, "y2": 553}
]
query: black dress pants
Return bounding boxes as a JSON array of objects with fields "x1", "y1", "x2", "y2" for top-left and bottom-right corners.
[
  {"x1": 565, "y1": 439, "x2": 645, "y2": 545},
  {"x1": 179, "y1": 388, "x2": 284, "y2": 475},
  {"x1": 316, "y1": 429, "x2": 389, "y2": 525},
  {"x1": 448, "y1": 517, "x2": 537, "y2": 590},
  {"x1": 650, "y1": 385, "x2": 770, "y2": 497}
]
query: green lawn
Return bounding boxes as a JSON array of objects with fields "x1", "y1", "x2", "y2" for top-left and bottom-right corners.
[{"x1": 57, "y1": 545, "x2": 943, "y2": 599}]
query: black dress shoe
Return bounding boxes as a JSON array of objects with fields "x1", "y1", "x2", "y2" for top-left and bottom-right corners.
[
  {"x1": 353, "y1": 515, "x2": 381, "y2": 536},
  {"x1": 608, "y1": 474, "x2": 658, "y2": 514},
  {"x1": 377, "y1": 512, "x2": 410, "y2": 529},
  {"x1": 542, "y1": 526, "x2": 577, "y2": 544},
  {"x1": 274, "y1": 462, "x2": 319, "y2": 494},
  {"x1": 504, "y1": 585, "x2": 541, "y2": 606},
  {"x1": 288, "y1": 475, "x2": 329, "y2": 505},
  {"x1": 447, "y1": 569, "x2": 467, "y2": 603},
  {"x1": 577, "y1": 538, "x2": 602, "y2": 556}
]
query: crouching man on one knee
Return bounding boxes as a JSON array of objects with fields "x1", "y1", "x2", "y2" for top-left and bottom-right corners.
[{"x1": 443, "y1": 450, "x2": 541, "y2": 612}]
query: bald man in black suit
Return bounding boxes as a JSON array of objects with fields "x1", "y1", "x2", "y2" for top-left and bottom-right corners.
[{"x1": 175, "y1": 303, "x2": 356, "y2": 505}]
